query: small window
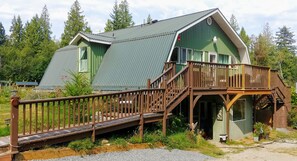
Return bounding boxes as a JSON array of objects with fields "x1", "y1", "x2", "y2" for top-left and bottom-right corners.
[
  {"x1": 232, "y1": 99, "x2": 245, "y2": 121},
  {"x1": 218, "y1": 54, "x2": 230, "y2": 64},
  {"x1": 79, "y1": 47, "x2": 88, "y2": 72},
  {"x1": 180, "y1": 48, "x2": 187, "y2": 64}
]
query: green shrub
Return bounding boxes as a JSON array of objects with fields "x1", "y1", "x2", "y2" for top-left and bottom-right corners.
[
  {"x1": 64, "y1": 72, "x2": 92, "y2": 96},
  {"x1": 68, "y1": 138, "x2": 94, "y2": 151},
  {"x1": 288, "y1": 108, "x2": 297, "y2": 129},
  {"x1": 168, "y1": 115, "x2": 187, "y2": 134}
]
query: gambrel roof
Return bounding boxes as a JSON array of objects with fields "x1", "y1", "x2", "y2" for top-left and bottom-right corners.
[{"x1": 39, "y1": 8, "x2": 249, "y2": 90}]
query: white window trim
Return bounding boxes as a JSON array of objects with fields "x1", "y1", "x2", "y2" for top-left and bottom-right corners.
[
  {"x1": 79, "y1": 47, "x2": 88, "y2": 72},
  {"x1": 208, "y1": 52, "x2": 217, "y2": 63},
  {"x1": 232, "y1": 99, "x2": 246, "y2": 122}
]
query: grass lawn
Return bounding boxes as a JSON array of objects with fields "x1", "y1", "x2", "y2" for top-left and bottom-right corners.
[{"x1": 0, "y1": 103, "x2": 10, "y2": 136}]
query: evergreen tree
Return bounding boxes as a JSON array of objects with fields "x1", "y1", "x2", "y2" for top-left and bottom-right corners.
[
  {"x1": 275, "y1": 26, "x2": 296, "y2": 54},
  {"x1": 146, "y1": 14, "x2": 152, "y2": 24},
  {"x1": 0, "y1": 22, "x2": 6, "y2": 45},
  {"x1": 9, "y1": 15, "x2": 23, "y2": 46},
  {"x1": 239, "y1": 27, "x2": 251, "y2": 49},
  {"x1": 262, "y1": 23, "x2": 274, "y2": 45},
  {"x1": 104, "y1": 0, "x2": 134, "y2": 31},
  {"x1": 61, "y1": 0, "x2": 91, "y2": 47},
  {"x1": 104, "y1": 19, "x2": 113, "y2": 32},
  {"x1": 23, "y1": 14, "x2": 44, "y2": 52},
  {"x1": 118, "y1": 0, "x2": 134, "y2": 28},
  {"x1": 40, "y1": 5, "x2": 52, "y2": 41},
  {"x1": 229, "y1": 14, "x2": 239, "y2": 33}
]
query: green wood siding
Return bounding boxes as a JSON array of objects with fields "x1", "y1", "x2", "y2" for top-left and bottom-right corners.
[
  {"x1": 175, "y1": 17, "x2": 240, "y2": 62},
  {"x1": 78, "y1": 39, "x2": 108, "y2": 82},
  {"x1": 90, "y1": 42, "x2": 108, "y2": 81}
]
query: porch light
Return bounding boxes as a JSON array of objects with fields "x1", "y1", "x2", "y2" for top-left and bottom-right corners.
[
  {"x1": 213, "y1": 36, "x2": 217, "y2": 44},
  {"x1": 177, "y1": 35, "x2": 181, "y2": 41}
]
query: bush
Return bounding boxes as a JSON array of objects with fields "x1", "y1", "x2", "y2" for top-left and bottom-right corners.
[
  {"x1": 68, "y1": 138, "x2": 94, "y2": 151},
  {"x1": 0, "y1": 126, "x2": 10, "y2": 137},
  {"x1": 64, "y1": 72, "x2": 92, "y2": 96},
  {"x1": 288, "y1": 108, "x2": 297, "y2": 129},
  {"x1": 111, "y1": 138, "x2": 128, "y2": 148}
]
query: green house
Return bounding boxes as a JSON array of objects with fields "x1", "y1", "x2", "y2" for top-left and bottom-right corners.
[{"x1": 39, "y1": 8, "x2": 290, "y2": 141}]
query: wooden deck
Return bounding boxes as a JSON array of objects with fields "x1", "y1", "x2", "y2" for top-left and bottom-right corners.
[{"x1": 6, "y1": 61, "x2": 290, "y2": 154}]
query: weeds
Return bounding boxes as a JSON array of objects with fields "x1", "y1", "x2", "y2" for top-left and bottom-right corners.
[
  {"x1": 68, "y1": 138, "x2": 94, "y2": 152},
  {"x1": 0, "y1": 126, "x2": 10, "y2": 136}
]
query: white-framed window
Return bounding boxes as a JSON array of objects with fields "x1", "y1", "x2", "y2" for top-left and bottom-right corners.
[
  {"x1": 180, "y1": 48, "x2": 187, "y2": 64},
  {"x1": 193, "y1": 50, "x2": 204, "y2": 62},
  {"x1": 218, "y1": 54, "x2": 230, "y2": 64},
  {"x1": 79, "y1": 47, "x2": 88, "y2": 72},
  {"x1": 232, "y1": 99, "x2": 246, "y2": 121},
  {"x1": 209, "y1": 52, "x2": 217, "y2": 63}
]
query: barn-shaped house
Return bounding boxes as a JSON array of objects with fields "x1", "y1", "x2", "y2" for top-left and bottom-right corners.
[{"x1": 39, "y1": 8, "x2": 291, "y2": 141}]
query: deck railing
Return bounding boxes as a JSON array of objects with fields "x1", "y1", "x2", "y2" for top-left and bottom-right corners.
[
  {"x1": 188, "y1": 61, "x2": 271, "y2": 90},
  {"x1": 13, "y1": 89, "x2": 165, "y2": 137}
]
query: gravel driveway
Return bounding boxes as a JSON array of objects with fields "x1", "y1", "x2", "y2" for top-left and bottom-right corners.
[{"x1": 33, "y1": 148, "x2": 213, "y2": 161}]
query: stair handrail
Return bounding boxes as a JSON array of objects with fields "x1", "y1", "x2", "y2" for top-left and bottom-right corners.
[
  {"x1": 150, "y1": 66, "x2": 174, "y2": 88},
  {"x1": 166, "y1": 66, "x2": 189, "y2": 85}
]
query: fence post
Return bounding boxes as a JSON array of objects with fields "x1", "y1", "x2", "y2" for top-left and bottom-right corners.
[
  {"x1": 92, "y1": 97, "x2": 96, "y2": 142},
  {"x1": 10, "y1": 94, "x2": 20, "y2": 153}
]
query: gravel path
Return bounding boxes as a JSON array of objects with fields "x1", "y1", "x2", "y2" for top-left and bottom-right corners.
[{"x1": 32, "y1": 148, "x2": 213, "y2": 161}]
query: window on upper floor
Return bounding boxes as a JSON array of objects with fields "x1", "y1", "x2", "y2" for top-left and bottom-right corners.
[
  {"x1": 79, "y1": 47, "x2": 88, "y2": 72},
  {"x1": 193, "y1": 50, "x2": 203, "y2": 62},
  {"x1": 218, "y1": 54, "x2": 231, "y2": 64},
  {"x1": 232, "y1": 99, "x2": 246, "y2": 121}
]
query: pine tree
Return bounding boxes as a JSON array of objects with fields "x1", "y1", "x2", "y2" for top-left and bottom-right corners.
[
  {"x1": 146, "y1": 14, "x2": 152, "y2": 24},
  {"x1": 9, "y1": 15, "x2": 23, "y2": 46},
  {"x1": 40, "y1": 5, "x2": 52, "y2": 41},
  {"x1": 275, "y1": 26, "x2": 296, "y2": 54},
  {"x1": 0, "y1": 22, "x2": 6, "y2": 45},
  {"x1": 229, "y1": 14, "x2": 239, "y2": 33},
  {"x1": 61, "y1": 0, "x2": 92, "y2": 47},
  {"x1": 239, "y1": 27, "x2": 251, "y2": 49},
  {"x1": 104, "y1": 19, "x2": 113, "y2": 32},
  {"x1": 104, "y1": 0, "x2": 134, "y2": 32}
]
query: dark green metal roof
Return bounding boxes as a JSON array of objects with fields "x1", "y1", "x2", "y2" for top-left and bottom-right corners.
[
  {"x1": 97, "y1": 8, "x2": 216, "y2": 42},
  {"x1": 38, "y1": 45, "x2": 78, "y2": 89},
  {"x1": 89, "y1": 9, "x2": 217, "y2": 90},
  {"x1": 92, "y1": 33, "x2": 176, "y2": 90}
]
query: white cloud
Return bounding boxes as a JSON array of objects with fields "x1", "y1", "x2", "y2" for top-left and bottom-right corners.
[{"x1": 0, "y1": 0, "x2": 296, "y2": 40}]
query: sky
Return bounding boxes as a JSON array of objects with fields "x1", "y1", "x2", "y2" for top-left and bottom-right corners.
[{"x1": 1, "y1": 0, "x2": 297, "y2": 41}]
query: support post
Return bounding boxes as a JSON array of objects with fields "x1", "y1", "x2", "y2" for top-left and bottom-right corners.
[
  {"x1": 162, "y1": 91, "x2": 167, "y2": 136},
  {"x1": 147, "y1": 79, "x2": 151, "y2": 89},
  {"x1": 268, "y1": 69, "x2": 271, "y2": 89},
  {"x1": 225, "y1": 95, "x2": 230, "y2": 140},
  {"x1": 188, "y1": 61, "x2": 194, "y2": 132},
  {"x1": 273, "y1": 92, "x2": 277, "y2": 129},
  {"x1": 10, "y1": 95, "x2": 20, "y2": 153}
]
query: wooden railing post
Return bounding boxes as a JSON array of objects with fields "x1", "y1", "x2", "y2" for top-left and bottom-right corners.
[
  {"x1": 147, "y1": 79, "x2": 151, "y2": 89},
  {"x1": 226, "y1": 64, "x2": 229, "y2": 88},
  {"x1": 10, "y1": 95, "x2": 20, "y2": 153},
  {"x1": 139, "y1": 92, "x2": 144, "y2": 140},
  {"x1": 268, "y1": 69, "x2": 271, "y2": 89},
  {"x1": 162, "y1": 90, "x2": 167, "y2": 136},
  {"x1": 91, "y1": 97, "x2": 96, "y2": 142},
  {"x1": 241, "y1": 64, "x2": 245, "y2": 89}
]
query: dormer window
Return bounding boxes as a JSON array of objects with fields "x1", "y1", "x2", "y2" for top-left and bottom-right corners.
[{"x1": 79, "y1": 47, "x2": 88, "y2": 72}]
